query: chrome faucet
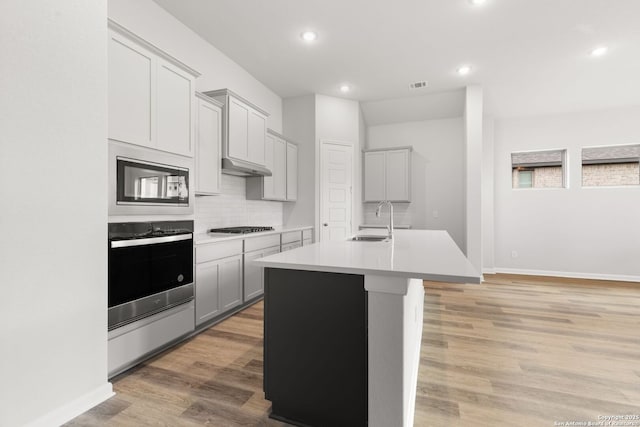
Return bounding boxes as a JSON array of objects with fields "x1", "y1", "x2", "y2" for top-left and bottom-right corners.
[{"x1": 375, "y1": 200, "x2": 394, "y2": 239}]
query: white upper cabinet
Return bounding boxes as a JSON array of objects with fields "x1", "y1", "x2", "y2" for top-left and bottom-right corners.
[
  {"x1": 385, "y1": 149, "x2": 411, "y2": 201},
  {"x1": 364, "y1": 151, "x2": 386, "y2": 202},
  {"x1": 363, "y1": 147, "x2": 412, "y2": 202},
  {"x1": 273, "y1": 137, "x2": 287, "y2": 200},
  {"x1": 204, "y1": 89, "x2": 269, "y2": 168},
  {"x1": 107, "y1": 20, "x2": 199, "y2": 157},
  {"x1": 195, "y1": 93, "x2": 222, "y2": 195},
  {"x1": 286, "y1": 142, "x2": 298, "y2": 201},
  {"x1": 108, "y1": 31, "x2": 153, "y2": 147},
  {"x1": 228, "y1": 98, "x2": 249, "y2": 160},
  {"x1": 156, "y1": 60, "x2": 193, "y2": 156},
  {"x1": 248, "y1": 111, "x2": 267, "y2": 166},
  {"x1": 263, "y1": 133, "x2": 276, "y2": 199},
  {"x1": 246, "y1": 130, "x2": 297, "y2": 202}
]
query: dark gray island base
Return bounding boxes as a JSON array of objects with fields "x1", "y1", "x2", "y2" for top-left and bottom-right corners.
[{"x1": 264, "y1": 268, "x2": 368, "y2": 427}]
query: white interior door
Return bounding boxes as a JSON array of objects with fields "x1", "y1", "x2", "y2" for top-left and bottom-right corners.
[{"x1": 320, "y1": 141, "x2": 353, "y2": 242}]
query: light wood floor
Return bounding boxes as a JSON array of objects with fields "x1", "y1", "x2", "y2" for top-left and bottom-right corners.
[{"x1": 67, "y1": 274, "x2": 640, "y2": 426}]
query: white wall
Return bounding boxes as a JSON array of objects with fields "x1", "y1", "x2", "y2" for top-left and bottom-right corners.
[
  {"x1": 283, "y1": 95, "x2": 316, "y2": 227},
  {"x1": 464, "y1": 86, "x2": 484, "y2": 274},
  {"x1": 108, "y1": 0, "x2": 284, "y2": 229},
  {"x1": 482, "y1": 117, "x2": 496, "y2": 272},
  {"x1": 365, "y1": 118, "x2": 466, "y2": 250},
  {"x1": 0, "y1": 1, "x2": 112, "y2": 426},
  {"x1": 494, "y1": 107, "x2": 640, "y2": 281}
]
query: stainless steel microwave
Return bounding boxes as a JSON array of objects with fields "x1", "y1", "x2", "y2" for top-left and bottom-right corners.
[{"x1": 109, "y1": 141, "x2": 194, "y2": 216}]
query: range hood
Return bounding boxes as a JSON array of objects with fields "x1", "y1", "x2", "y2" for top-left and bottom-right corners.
[{"x1": 221, "y1": 157, "x2": 272, "y2": 177}]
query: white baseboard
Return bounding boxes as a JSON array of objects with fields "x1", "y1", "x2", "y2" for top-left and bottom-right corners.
[
  {"x1": 25, "y1": 382, "x2": 114, "y2": 427},
  {"x1": 492, "y1": 267, "x2": 640, "y2": 283},
  {"x1": 482, "y1": 268, "x2": 496, "y2": 275}
]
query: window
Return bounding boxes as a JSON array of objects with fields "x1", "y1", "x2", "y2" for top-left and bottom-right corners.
[
  {"x1": 517, "y1": 169, "x2": 533, "y2": 188},
  {"x1": 511, "y1": 149, "x2": 566, "y2": 189},
  {"x1": 582, "y1": 144, "x2": 640, "y2": 187}
]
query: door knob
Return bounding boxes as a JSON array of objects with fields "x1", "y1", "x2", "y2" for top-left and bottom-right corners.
[{"x1": 323, "y1": 223, "x2": 328, "y2": 226}]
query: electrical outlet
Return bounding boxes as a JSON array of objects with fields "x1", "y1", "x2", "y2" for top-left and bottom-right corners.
[
  {"x1": 432, "y1": 210, "x2": 439, "y2": 218},
  {"x1": 511, "y1": 250, "x2": 519, "y2": 259}
]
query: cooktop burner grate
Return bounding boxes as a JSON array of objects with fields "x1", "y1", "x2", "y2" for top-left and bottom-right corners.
[{"x1": 209, "y1": 226, "x2": 275, "y2": 234}]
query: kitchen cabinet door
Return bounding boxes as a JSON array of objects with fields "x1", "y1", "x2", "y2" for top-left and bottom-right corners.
[
  {"x1": 248, "y1": 110, "x2": 267, "y2": 166},
  {"x1": 228, "y1": 98, "x2": 249, "y2": 161},
  {"x1": 195, "y1": 94, "x2": 222, "y2": 195},
  {"x1": 386, "y1": 149, "x2": 411, "y2": 202},
  {"x1": 364, "y1": 151, "x2": 386, "y2": 202},
  {"x1": 262, "y1": 133, "x2": 276, "y2": 199},
  {"x1": 204, "y1": 89, "x2": 270, "y2": 168},
  {"x1": 156, "y1": 59, "x2": 194, "y2": 156},
  {"x1": 218, "y1": 254, "x2": 243, "y2": 311},
  {"x1": 246, "y1": 132, "x2": 289, "y2": 201},
  {"x1": 195, "y1": 261, "x2": 220, "y2": 326},
  {"x1": 108, "y1": 31, "x2": 154, "y2": 147},
  {"x1": 108, "y1": 22, "x2": 199, "y2": 157},
  {"x1": 273, "y1": 137, "x2": 287, "y2": 200},
  {"x1": 244, "y1": 246, "x2": 279, "y2": 301},
  {"x1": 286, "y1": 142, "x2": 298, "y2": 201},
  {"x1": 364, "y1": 148, "x2": 412, "y2": 202}
]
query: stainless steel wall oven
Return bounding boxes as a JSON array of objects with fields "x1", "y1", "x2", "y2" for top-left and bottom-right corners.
[{"x1": 108, "y1": 220, "x2": 194, "y2": 330}]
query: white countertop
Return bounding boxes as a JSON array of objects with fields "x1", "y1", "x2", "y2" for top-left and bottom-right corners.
[
  {"x1": 255, "y1": 229, "x2": 480, "y2": 284},
  {"x1": 194, "y1": 225, "x2": 313, "y2": 245}
]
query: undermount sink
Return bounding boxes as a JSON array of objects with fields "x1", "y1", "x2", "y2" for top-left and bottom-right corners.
[{"x1": 351, "y1": 235, "x2": 390, "y2": 242}]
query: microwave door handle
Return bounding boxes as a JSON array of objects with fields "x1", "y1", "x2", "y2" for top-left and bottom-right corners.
[{"x1": 110, "y1": 233, "x2": 192, "y2": 249}]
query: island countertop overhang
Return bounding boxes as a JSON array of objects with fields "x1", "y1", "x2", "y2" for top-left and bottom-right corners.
[{"x1": 255, "y1": 229, "x2": 481, "y2": 284}]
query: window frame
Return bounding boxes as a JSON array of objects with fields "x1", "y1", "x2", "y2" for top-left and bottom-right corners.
[
  {"x1": 511, "y1": 148, "x2": 568, "y2": 190},
  {"x1": 581, "y1": 143, "x2": 640, "y2": 189}
]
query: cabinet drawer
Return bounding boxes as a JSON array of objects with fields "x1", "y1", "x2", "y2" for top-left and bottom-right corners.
[
  {"x1": 196, "y1": 239, "x2": 243, "y2": 264},
  {"x1": 281, "y1": 231, "x2": 302, "y2": 244},
  {"x1": 245, "y1": 234, "x2": 281, "y2": 252},
  {"x1": 302, "y1": 229, "x2": 313, "y2": 240},
  {"x1": 282, "y1": 242, "x2": 302, "y2": 252}
]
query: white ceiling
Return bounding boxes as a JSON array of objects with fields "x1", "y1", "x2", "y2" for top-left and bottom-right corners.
[{"x1": 153, "y1": 0, "x2": 640, "y2": 120}]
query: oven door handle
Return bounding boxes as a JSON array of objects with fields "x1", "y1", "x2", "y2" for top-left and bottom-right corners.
[{"x1": 110, "y1": 234, "x2": 192, "y2": 248}]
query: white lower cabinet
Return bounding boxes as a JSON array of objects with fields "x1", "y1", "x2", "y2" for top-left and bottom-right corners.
[
  {"x1": 244, "y1": 246, "x2": 280, "y2": 300},
  {"x1": 218, "y1": 254, "x2": 243, "y2": 310},
  {"x1": 195, "y1": 240, "x2": 243, "y2": 326},
  {"x1": 195, "y1": 261, "x2": 220, "y2": 324},
  {"x1": 282, "y1": 242, "x2": 302, "y2": 251}
]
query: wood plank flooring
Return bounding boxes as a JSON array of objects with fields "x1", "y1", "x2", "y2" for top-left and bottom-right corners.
[{"x1": 67, "y1": 274, "x2": 640, "y2": 426}]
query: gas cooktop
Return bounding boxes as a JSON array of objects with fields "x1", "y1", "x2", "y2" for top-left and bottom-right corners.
[{"x1": 209, "y1": 226, "x2": 275, "y2": 234}]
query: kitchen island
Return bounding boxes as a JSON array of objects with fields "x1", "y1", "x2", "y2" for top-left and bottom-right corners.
[{"x1": 255, "y1": 229, "x2": 480, "y2": 427}]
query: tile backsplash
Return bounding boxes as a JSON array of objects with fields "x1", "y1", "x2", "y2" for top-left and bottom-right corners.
[
  {"x1": 194, "y1": 174, "x2": 283, "y2": 234},
  {"x1": 362, "y1": 203, "x2": 412, "y2": 227}
]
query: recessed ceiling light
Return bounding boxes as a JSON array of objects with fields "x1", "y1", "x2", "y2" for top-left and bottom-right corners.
[
  {"x1": 301, "y1": 31, "x2": 317, "y2": 42},
  {"x1": 340, "y1": 84, "x2": 350, "y2": 93},
  {"x1": 457, "y1": 65, "x2": 472, "y2": 76},
  {"x1": 469, "y1": 0, "x2": 487, "y2": 5},
  {"x1": 590, "y1": 46, "x2": 608, "y2": 57}
]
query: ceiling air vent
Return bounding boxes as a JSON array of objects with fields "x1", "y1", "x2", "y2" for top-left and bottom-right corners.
[{"x1": 409, "y1": 81, "x2": 428, "y2": 90}]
